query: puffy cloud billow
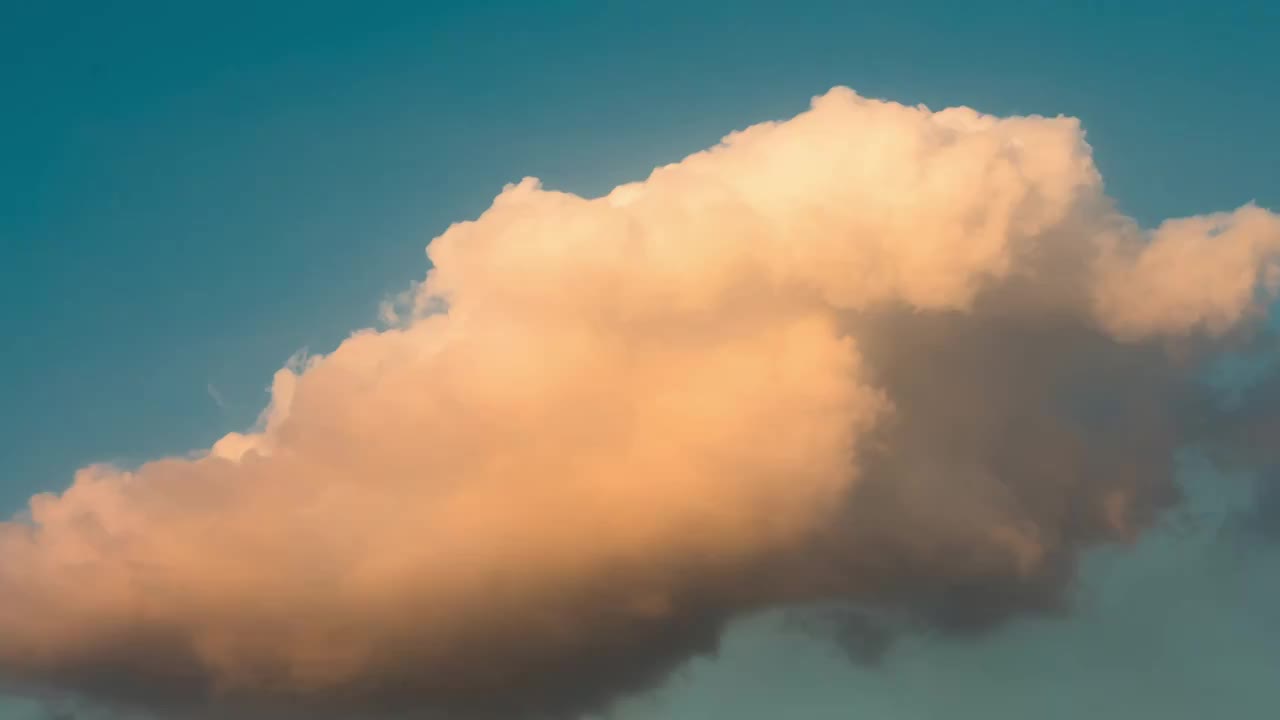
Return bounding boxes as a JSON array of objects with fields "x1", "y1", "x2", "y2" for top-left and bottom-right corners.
[{"x1": 3, "y1": 88, "x2": 1280, "y2": 719}]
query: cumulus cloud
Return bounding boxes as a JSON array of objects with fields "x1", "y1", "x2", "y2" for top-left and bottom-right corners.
[{"x1": 2, "y1": 88, "x2": 1280, "y2": 719}]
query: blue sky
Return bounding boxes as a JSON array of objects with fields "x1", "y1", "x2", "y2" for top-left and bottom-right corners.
[{"x1": 2, "y1": 2, "x2": 1279, "y2": 718}]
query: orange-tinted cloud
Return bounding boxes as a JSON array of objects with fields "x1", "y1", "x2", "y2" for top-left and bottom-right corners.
[{"x1": 2, "y1": 88, "x2": 1279, "y2": 719}]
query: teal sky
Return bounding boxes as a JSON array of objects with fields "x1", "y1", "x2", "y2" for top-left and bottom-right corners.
[{"x1": 3, "y1": 2, "x2": 1279, "y2": 718}]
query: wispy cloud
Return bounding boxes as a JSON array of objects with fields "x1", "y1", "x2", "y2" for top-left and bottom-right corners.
[{"x1": 206, "y1": 383, "x2": 227, "y2": 411}]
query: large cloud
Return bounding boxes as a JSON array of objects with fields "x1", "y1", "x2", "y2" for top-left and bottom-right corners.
[{"x1": 2, "y1": 88, "x2": 1279, "y2": 719}]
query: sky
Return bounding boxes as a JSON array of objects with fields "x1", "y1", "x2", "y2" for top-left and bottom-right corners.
[{"x1": 2, "y1": 1, "x2": 1280, "y2": 719}]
